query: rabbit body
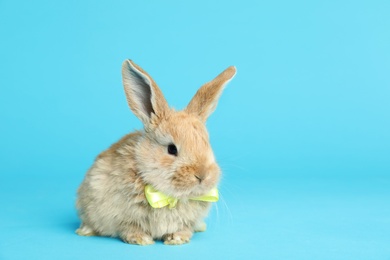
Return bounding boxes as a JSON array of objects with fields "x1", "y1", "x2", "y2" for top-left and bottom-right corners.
[
  {"x1": 76, "y1": 60, "x2": 236, "y2": 245},
  {"x1": 77, "y1": 131, "x2": 210, "y2": 244}
]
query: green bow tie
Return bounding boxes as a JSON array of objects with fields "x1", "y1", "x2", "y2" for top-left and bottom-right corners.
[{"x1": 145, "y1": 185, "x2": 219, "y2": 209}]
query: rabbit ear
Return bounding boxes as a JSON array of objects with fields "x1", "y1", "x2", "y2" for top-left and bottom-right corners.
[
  {"x1": 122, "y1": 60, "x2": 169, "y2": 126},
  {"x1": 185, "y1": 66, "x2": 236, "y2": 122}
]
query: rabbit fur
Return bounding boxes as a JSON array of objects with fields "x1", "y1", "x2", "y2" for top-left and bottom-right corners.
[{"x1": 76, "y1": 60, "x2": 236, "y2": 245}]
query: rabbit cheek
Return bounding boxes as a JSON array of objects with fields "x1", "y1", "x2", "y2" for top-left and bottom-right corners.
[
  {"x1": 159, "y1": 154, "x2": 175, "y2": 168},
  {"x1": 203, "y1": 163, "x2": 221, "y2": 188}
]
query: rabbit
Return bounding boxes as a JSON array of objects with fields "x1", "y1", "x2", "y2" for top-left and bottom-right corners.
[{"x1": 76, "y1": 59, "x2": 236, "y2": 245}]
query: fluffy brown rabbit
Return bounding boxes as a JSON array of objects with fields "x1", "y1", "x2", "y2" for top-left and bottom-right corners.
[{"x1": 76, "y1": 60, "x2": 236, "y2": 245}]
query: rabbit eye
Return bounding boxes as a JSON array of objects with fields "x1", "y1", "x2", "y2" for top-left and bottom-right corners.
[{"x1": 167, "y1": 144, "x2": 178, "y2": 156}]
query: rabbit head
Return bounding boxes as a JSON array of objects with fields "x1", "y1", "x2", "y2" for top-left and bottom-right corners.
[{"x1": 122, "y1": 60, "x2": 236, "y2": 199}]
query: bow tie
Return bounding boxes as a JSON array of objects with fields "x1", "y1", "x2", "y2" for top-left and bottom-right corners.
[{"x1": 145, "y1": 185, "x2": 219, "y2": 209}]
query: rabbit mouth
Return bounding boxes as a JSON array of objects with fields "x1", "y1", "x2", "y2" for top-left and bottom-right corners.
[
  {"x1": 168, "y1": 186, "x2": 216, "y2": 199},
  {"x1": 170, "y1": 175, "x2": 219, "y2": 199},
  {"x1": 167, "y1": 163, "x2": 221, "y2": 198},
  {"x1": 189, "y1": 184, "x2": 217, "y2": 198}
]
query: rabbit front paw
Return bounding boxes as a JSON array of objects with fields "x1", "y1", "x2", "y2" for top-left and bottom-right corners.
[
  {"x1": 163, "y1": 230, "x2": 192, "y2": 245},
  {"x1": 121, "y1": 232, "x2": 154, "y2": 246}
]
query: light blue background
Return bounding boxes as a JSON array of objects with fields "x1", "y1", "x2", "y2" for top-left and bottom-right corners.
[{"x1": 1, "y1": 1, "x2": 389, "y2": 259}]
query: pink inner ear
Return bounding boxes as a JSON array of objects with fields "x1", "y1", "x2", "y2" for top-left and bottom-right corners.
[{"x1": 122, "y1": 60, "x2": 169, "y2": 125}]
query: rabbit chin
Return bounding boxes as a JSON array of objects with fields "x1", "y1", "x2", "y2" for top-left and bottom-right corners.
[
  {"x1": 171, "y1": 174, "x2": 220, "y2": 199},
  {"x1": 143, "y1": 173, "x2": 219, "y2": 199},
  {"x1": 168, "y1": 183, "x2": 217, "y2": 199},
  {"x1": 144, "y1": 179, "x2": 215, "y2": 199}
]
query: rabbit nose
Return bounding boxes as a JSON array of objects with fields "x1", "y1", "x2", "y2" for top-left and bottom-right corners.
[
  {"x1": 195, "y1": 174, "x2": 204, "y2": 183},
  {"x1": 195, "y1": 175, "x2": 203, "y2": 183}
]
